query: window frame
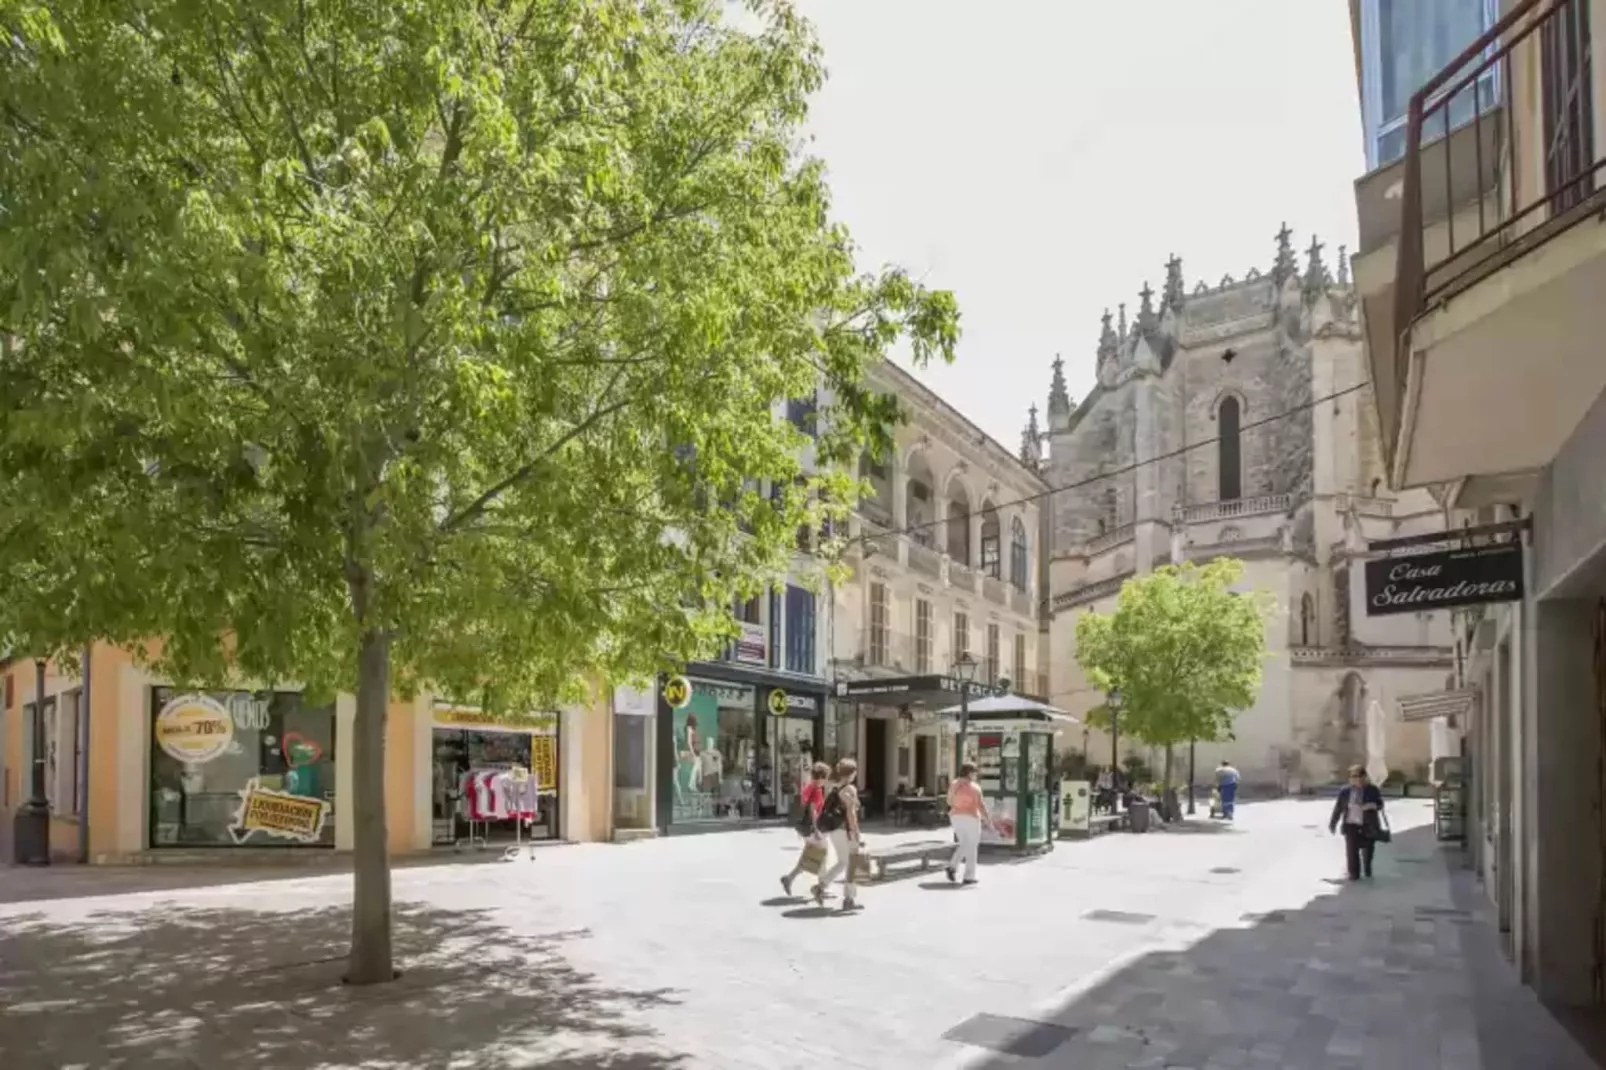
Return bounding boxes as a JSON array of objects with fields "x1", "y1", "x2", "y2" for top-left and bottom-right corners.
[
  {"x1": 869, "y1": 581, "x2": 889, "y2": 667},
  {"x1": 1359, "y1": 0, "x2": 1501, "y2": 170},
  {"x1": 915, "y1": 599, "x2": 933, "y2": 674}
]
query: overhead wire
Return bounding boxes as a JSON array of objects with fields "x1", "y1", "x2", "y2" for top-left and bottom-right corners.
[{"x1": 843, "y1": 379, "x2": 1375, "y2": 548}]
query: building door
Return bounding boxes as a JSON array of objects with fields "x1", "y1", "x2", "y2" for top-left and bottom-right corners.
[
  {"x1": 864, "y1": 717, "x2": 889, "y2": 818},
  {"x1": 915, "y1": 735, "x2": 934, "y2": 793}
]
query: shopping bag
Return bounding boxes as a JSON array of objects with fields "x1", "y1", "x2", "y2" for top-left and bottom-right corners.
[
  {"x1": 849, "y1": 847, "x2": 875, "y2": 883},
  {"x1": 799, "y1": 841, "x2": 828, "y2": 875}
]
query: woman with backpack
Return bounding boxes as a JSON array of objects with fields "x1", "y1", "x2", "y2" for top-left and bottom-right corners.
[
  {"x1": 811, "y1": 758, "x2": 864, "y2": 912},
  {"x1": 781, "y1": 762, "x2": 832, "y2": 896}
]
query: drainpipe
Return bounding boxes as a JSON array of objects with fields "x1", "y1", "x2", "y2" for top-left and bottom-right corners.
[{"x1": 78, "y1": 646, "x2": 91, "y2": 864}]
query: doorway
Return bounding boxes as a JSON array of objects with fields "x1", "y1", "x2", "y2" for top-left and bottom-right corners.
[
  {"x1": 915, "y1": 735, "x2": 935, "y2": 793},
  {"x1": 864, "y1": 717, "x2": 889, "y2": 817}
]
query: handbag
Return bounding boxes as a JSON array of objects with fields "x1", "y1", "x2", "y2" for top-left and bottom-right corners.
[
  {"x1": 1369, "y1": 811, "x2": 1392, "y2": 844},
  {"x1": 849, "y1": 846, "x2": 875, "y2": 883}
]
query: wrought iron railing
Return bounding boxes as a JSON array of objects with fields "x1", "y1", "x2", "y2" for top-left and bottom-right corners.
[{"x1": 1395, "y1": 0, "x2": 1601, "y2": 388}]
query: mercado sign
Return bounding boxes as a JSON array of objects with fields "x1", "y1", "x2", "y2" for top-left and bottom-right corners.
[
  {"x1": 154, "y1": 694, "x2": 235, "y2": 765},
  {"x1": 1364, "y1": 544, "x2": 1524, "y2": 616},
  {"x1": 229, "y1": 779, "x2": 330, "y2": 844}
]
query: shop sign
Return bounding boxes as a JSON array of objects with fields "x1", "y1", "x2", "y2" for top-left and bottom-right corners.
[
  {"x1": 663, "y1": 675, "x2": 692, "y2": 710},
  {"x1": 431, "y1": 703, "x2": 557, "y2": 734},
  {"x1": 1364, "y1": 544, "x2": 1524, "y2": 616},
  {"x1": 613, "y1": 684, "x2": 656, "y2": 717},
  {"x1": 530, "y1": 735, "x2": 557, "y2": 791},
  {"x1": 1058, "y1": 780, "x2": 1092, "y2": 835},
  {"x1": 154, "y1": 694, "x2": 235, "y2": 765},
  {"x1": 771, "y1": 690, "x2": 820, "y2": 717},
  {"x1": 734, "y1": 621, "x2": 767, "y2": 664},
  {"x1": 767, "y1": 688, "x2": 789, "y2": 716},
  {"x1": 229, "y1": 778, "x2": 330, "y2": 844}
]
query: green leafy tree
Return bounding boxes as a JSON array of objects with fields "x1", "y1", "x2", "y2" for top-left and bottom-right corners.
[
  {"x1": 0, "y1": 0, "x2": 958, "y2": 982},
  {"x1": 1074, "y1": 560, "x2": 1268, "y2": 805}
]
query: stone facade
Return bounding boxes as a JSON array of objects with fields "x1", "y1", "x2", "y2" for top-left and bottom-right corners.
[{"x1": 1037, "y1": 227, "x2": 1457, "y2": 789}]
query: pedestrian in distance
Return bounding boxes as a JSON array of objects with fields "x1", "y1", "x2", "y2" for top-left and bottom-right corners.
[
  {"x1": 1328, "y1": 764, "x2": 1387, "y2": 880},
  {"x1": 1214, "y1": 759, "x2": 1240, "y2": 820},
  {"x1": 781, "y1": 761, "x2": 832, "y2": 897},
  {"x1": 812, "y1": 758, "x2": 865, "y2": 912},
  {"x1": 945, "y1": 761, "x2": 990, "y2": 885}
]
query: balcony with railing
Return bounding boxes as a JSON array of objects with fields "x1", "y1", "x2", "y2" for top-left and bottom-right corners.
[
  {"x1": 1173, "y1": 494, "x2": 1292, "y2": 525},
  {"x1": 1390, "y1": 0, "x2": 1606, "y2": 494}
]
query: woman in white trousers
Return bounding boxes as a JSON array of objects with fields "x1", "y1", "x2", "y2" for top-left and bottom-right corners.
[
  {"x1": 945, "y1": 761, "x2": 989, "y2": 885},
  {"x1": 811, "y1": 758, "x2": 864, "y2": 912}
]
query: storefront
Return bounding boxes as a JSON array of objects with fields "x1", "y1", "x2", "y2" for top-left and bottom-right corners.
[
  {"x1": 833, "y1": 675, "x2": 993, "y2": 817},
  {"x1": 429, "y1": 703, "x2": 561, "y2": 847},
  {"x1": 148, "y1": 687, "x2": 336, "y2": 849},
  {"x1": 656, "y1": 663, "x2": 826, "y2": 834}
]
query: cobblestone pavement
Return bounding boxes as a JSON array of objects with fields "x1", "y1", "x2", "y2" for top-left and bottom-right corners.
[{"x1": 0, "y1": 799, "x2": 1594, "y2": 1069}]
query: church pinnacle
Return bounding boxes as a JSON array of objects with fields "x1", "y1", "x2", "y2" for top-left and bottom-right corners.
[
  {"x1": 1117, "y1": 302, "x2": 1128, "y2": 343},
  {"x1": 1273, "y1": 223, "x2": 1297, "y2": 284},
  {"x1": 1019, "y1": 405, "x2": 1042, "y2": 468},
  {"x1": 1337, "y1": 244, "x2": 1350, "y2": 286},
  {"x1": 1047, "y1": 353, "x2": 1071, "y2": 425},
  {"x1": 1098, "y1": 308, "x2": 1117, "y2": 360},
  {"x1": 1138, "y1": 281, "x2": 1156, "y2": 331},
  {"x1": 1302, "y1": 234, "x2": 1328, "y2": 294},
  {"x1": 1163, "y1": 255, "x2": 1185, "y2": 311}
]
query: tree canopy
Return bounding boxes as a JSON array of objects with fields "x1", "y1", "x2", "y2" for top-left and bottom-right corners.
[
  {"x1": 1074, "y1": 559, "x2": 1268, "y2": 757},
  {"x1": 0, "y1": 0, "x2": 958, "y2": 981}
]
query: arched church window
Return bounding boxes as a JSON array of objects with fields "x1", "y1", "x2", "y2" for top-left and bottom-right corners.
[
  {"x1": 1010, "y1": 517, "x2": 1029, "y2": 592},
  {"x1": 1218, "y1": 396, "x2": 1242, "y2": 502},
  {"x1": 1300, "y1": 593, "x2": 1314, "y2": 647}
]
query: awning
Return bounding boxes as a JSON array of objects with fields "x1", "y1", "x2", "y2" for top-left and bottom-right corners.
[
  {"x1": 835, "y1": 674, "x2": 996, "y2": 709},
  {"x1": 934, "y1": 694, "x2": 1078, "y2": 723},
  {"x1": 1397, "y1": 688, "x2": 1479, "y2": 723}
]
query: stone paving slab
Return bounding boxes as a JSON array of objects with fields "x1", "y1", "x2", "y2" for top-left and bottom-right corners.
[{"x1": 0, "y1": 800, "x2": 1595, "y2": 1069}]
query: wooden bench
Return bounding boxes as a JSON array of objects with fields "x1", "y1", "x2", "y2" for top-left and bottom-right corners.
[{"x1": 863, "y1": 839, "x2": 953, "y2": 881}]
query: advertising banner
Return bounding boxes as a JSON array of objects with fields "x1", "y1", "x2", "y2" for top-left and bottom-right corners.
[{"x1": 1364, "y1": 544, "x2": 1523, "y2": 616}]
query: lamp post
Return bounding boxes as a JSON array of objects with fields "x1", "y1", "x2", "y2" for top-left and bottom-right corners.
[
  {"x1": 1106, "y1": 689, "x2": 1122, "y2": 783},
  {"x1": 12, "y1": 658, "x2": 51, "y2": 865},
  {"x1": 952, "y1": 653, "x2": 979, "y2": 776},
  {"x1": 1187, "y1": 737, "x2": 1197, "y2": 815}
]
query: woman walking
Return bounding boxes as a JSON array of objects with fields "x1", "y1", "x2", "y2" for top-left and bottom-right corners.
[
  {"x1": 1328, "y1": 765, "x2": 1386, "y2": 880},
  {"x1": 945, "y1": 761, "x2": 990, "y2": 885},
  {"x1": 812, "y1": 758, "x2": 864, "y2": 912},
  {"x1": 781, "y1": 762, "x2": 832, "y2": 896}
]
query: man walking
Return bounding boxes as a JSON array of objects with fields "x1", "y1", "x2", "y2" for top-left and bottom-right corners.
[{"x1": 1215, "y1": 759, "x2": 1240, "y2": 820}]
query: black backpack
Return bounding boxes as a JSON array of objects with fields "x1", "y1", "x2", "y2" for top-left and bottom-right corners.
[
  {"x1": 816, "y1": 787, "x2": 845, "y2": 833},
  {"x1": 793, "y1": 791, "x2": 818, "y2": 836}
]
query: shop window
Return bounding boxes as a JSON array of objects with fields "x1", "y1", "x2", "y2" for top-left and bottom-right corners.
[
  {"x1": 431, "y1": 708, "x2": 561, "y2": 846},
  {"x1": 671, "y1": 679, "x2": 758, "y2": 824},
  {"x1": 149, "y1": 688, "x2": 336, "y2": 848}
]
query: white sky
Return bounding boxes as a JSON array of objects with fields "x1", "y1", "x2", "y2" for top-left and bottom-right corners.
[{"x1": 788, "y1": 0, "x2": 1367, "y2": 450}]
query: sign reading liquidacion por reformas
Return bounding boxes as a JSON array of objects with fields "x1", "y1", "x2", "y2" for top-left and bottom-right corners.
[{"x1": 1363, "y1": 544, "x2": 1524, "y2": 616}]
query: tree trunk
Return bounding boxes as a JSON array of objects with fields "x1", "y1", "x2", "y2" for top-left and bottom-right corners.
[
  {"x1": 1162, "y1": 744, "x2": 1175, "y2": 822},
  {"x1": 345, "y1": 626, "x2": 396, "y2": 985}
]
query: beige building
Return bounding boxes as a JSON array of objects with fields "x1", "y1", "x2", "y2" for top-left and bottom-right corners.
[
  {"x1": 1348, "y1": 0, "x2": 1606, "y2": 1011},
  {"x1": 828, "y1": 360, "x2": 1048, "y2": 808},
  {"x1": 1037, "y1": 235, "x2": 1454, "y2": 792}
]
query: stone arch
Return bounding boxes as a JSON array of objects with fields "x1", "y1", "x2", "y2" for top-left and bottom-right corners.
[
  {"x1": 1216, "y1": 394, "x2": 1243, "y2": 502},
  {"x1": 856, "y1": 449, "x2": 894, "y2": 523},
  {"x1": 1299, "y1": 592, "x2": 1315, "y2": 647},
  {"x1": 945, "y1": 473, "x2": 974, "y2": 566},
  {"x1": 904, "y1": 449, "x2": 937, "y2": 547},
  {"x1": 1340, "y1": 671, "x2": 1367, "y2": 729}
]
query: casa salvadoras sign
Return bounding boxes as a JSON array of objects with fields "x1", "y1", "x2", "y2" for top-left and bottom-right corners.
[{"x1": 1364, "y1": 544, "x2": 1524, "y2": 616}]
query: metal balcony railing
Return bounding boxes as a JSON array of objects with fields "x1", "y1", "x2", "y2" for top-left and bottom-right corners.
[{"x1": 1395, "y1": 0, "x2": 1602, "y2": 391}]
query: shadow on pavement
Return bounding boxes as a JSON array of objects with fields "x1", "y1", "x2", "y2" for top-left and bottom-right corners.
[
  {"x1": 0, "y1": 902, "x2": 684, "y2": 1068},
  {"x1": 944, "y1": 825, "x2": 1596, "y2": 1068}
]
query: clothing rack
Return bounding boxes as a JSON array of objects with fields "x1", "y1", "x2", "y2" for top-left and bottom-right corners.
[
  {"x1": 501, "y1": 765, "x2": 539, "y2": 863},
  {"x1": 457, "y1": 762, "x2": 517, "y2": 852}
]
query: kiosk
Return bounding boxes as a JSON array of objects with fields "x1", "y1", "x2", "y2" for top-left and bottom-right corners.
[{"x1": 936, "y1": 695, "x2": 1077, "y2": 855}]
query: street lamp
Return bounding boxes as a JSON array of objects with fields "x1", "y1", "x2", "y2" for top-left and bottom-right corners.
[
  {"x1": 952, "y1": 653, "x2": 979, "y2": 776},
  {"x1": 12, "y1": 659, "x2": 51, "y2": 866}
]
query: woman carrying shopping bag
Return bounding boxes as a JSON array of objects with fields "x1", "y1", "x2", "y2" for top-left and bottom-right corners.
[
  {"x1": 811, "y1": 758, "x2": 864, "y2": 912},
  {"x1": 781, "y1": 762, "x2": 832, "y2": 896}
]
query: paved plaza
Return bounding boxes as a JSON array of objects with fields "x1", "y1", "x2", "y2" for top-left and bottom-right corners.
[{"x1": 0, "y1": 798, "x2": 1596, "y2": 1069}]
